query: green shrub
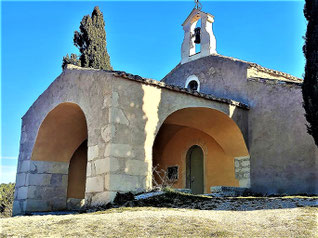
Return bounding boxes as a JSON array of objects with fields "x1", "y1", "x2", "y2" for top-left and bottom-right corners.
[{"x1": 0, "y1": 183, "x2": 15, "y2": 217}]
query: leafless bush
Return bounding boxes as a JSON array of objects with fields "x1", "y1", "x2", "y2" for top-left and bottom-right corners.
[{"x1": 152, "y1": 164, "x2": 177, "y2": 190}]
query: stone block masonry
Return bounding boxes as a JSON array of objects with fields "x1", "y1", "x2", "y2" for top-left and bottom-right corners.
[
  {"x1": 234, "y1": 156, "x2": 251, "y2": 188},
  {"x1": 14, "y1": 161, "x2": 69, "y2": 214},
  {"x1": 85, "y1": 88, "x2": 144, "y2": 207}
]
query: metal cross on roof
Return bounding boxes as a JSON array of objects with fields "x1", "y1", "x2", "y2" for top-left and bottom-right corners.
[{"x1": 194, "y1": 0, "x2": 202, "y2": 10}]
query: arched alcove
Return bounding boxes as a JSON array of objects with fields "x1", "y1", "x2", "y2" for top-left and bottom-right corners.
[
  {"x1": 30, "y1": 102, "x2": 88, "y2": 210},
  {"x1": 152, "y1": 107, "x2": 249, "y2": 193},
  {"x1": 31, "y1": 102, "x2": 87, "y2": 163}
]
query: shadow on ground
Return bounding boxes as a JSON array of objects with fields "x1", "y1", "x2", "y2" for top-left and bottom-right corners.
[{"x1": 84, "y1": 190, "x2": 318, "y2": 213}]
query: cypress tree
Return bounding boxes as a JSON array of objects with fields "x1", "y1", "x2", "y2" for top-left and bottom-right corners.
[
  {"x1": 302, "y1": 0, "x2": 318, "y2": 146},
  {"x1": 62, "y1": 6, "x2": 112, "y2": 70}
]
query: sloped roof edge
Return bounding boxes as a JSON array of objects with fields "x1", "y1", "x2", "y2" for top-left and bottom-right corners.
[
  {"x1": 65, "y1": 64, "x2": 249, "y2": 110},
  {"x1": 162, "y1": 54, "x2": 302, "y2": 84}
]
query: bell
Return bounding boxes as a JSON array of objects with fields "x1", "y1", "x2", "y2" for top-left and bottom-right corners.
[{"x1": 194, "y1": 27, "x2": 201, "y2": 44}]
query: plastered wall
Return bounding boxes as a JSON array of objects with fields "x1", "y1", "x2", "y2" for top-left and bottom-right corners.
[
  {"x1": 153, "y1": 125, "x2": 239, "y2": 193},
  {"x1": 247, "y1": 79, "x2": 318, "y2": 194}
]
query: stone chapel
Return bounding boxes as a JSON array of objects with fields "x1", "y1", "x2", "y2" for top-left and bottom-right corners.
[{"x1": 13, "y1": 6, "x2": 317, "y2": 215}]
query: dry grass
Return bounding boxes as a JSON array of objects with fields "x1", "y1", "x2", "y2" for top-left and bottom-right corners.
[{"x1": 1, "y1": 206, "x2": 317, "y2": 238}]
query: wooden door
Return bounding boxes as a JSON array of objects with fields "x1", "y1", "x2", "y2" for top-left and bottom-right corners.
[{"x1": 186, "y1": 145, "x2": 204, "y2": 194}]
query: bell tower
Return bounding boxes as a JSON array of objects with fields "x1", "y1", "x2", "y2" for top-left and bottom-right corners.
[{"x1": 181, "y1": 1, "x2": 217, "y2": 64}]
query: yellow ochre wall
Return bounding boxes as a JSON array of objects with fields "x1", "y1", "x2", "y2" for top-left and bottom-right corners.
[{"x1": 153, "y1": 124, "x2": 239, "y2": 193}]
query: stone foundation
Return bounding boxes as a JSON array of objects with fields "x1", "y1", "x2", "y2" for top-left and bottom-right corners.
[{"x1": 13, "y1": 161, "x2": 69, "y2": 215}]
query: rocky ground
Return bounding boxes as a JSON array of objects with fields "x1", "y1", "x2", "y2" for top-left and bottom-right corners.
[{"x1": 85, "y1": 189, "x2": 318, "y2": 212}]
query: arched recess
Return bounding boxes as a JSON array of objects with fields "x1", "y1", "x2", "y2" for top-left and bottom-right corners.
[
  {"x1": 30, "y1": 102, "x2": 88, "y2": 210},
  {"x1": 152, "y1": 107, "x2": 250, "y2": 193}
]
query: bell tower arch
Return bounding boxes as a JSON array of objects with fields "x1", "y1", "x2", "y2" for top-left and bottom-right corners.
[{"x1": 181, "y1": 2, "x2": 217, "y2": 64}]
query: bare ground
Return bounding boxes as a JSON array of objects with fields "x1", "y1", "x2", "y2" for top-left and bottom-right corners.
[{"x1": 1, "y1": 206, "x2": 317, "y2": 238}]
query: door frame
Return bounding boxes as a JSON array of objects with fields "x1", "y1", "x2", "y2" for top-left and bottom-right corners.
[{"x1": 185, "y1": 145, "x2": 205, "y2": 194}]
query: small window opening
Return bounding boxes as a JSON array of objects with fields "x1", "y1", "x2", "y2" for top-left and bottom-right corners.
[
  {"x1": 167, "y1": 166, "x2": 178, "y2": 180},
  {"x1": 187, "y1": 80, "x2": 198, "y2": 91},
  {"x1": 185, "y1": 75, "x2": 200, "y2": 92}
]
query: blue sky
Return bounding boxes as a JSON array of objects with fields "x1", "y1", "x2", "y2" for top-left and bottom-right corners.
[{"x1": 1, "y1": 0, "x2": 306, "y2": 183}]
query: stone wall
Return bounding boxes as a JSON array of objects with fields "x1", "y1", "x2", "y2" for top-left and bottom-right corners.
[
  {"x1": 13, "y1": 68, "x2": 110, "y2": 215},
  {"x1": 234, "y1": 156, "x2": 250, "y2": 188},
  {"x1": 13, "y1": 65, "x2": 248, "y2": 215},
  {"x1": 14, "y1": 160, "x2": 69, "y2": 214},
  {"x1": 163, "y1": 55, "x2": 250, "y2": 104}
]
